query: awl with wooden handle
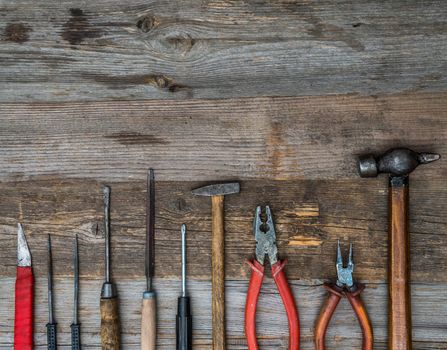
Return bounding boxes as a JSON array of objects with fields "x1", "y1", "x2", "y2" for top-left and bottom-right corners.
[{"x1": 100, "y1": 186, "x2": 120, "y2": 350}]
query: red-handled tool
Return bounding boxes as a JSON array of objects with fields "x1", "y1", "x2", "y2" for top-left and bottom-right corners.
[
  {"x1": 15, "y1": 223, "x2": 34, "y2": 350},
  {"x1": 314, "y1": 241, "x2": 373, "y2": 350},
  {"x1": 244, "y1": 206, "x2": 300, "y2": 350}
]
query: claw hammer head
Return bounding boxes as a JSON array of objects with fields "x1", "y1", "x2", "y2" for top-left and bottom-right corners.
[
  {"x1": 191, "y1": 182, "x2": 240, "y2": 197},
  {"x1": 358, "y1": 147, "x2": 440, "y2": 178}
]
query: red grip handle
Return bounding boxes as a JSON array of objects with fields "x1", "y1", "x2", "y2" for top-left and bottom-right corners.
[
  {"x1": 244, "y1": 260, "x2": 265, "y2": 350},
  {"x1": 314, "y1": 284, "x2": 343, "y2": 350},
  {"x1": 14, "y1": 266, "x2": 34, "y2": 350},
  {"x1": 346, "y1": 288, "x2": 373, "y2": 350},
  {"x1": 272, "y1": 260, "x2": 300, "y2": 350}
]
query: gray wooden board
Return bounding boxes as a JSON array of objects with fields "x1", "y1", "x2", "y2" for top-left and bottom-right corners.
[
  {"x1": 0, "y1": 178, "x2": 446, "y2": 283},
  {"x1": 0, "y1": 0, "x2": 446, "y2": 102},
  {"x1": 0, "y1": 278, "x2": 447, "y2": 349},
  {"x1": 0, "y1": 90, "x2": 446, "y2": 348},
  {"x1": 0, "y1": 93, "x2": 445, "y2": 182}
]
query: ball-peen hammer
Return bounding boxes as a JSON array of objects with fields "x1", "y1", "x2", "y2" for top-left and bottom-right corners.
[{"x1": 358, "y1": 147, "x2": 440, "y2": 350}]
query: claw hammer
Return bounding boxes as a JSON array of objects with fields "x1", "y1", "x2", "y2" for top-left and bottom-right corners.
[
  {"x1": 192, "y1": 182, "x2": 240, "y2": 350},
  {"x1": 358, "y1": 148, "x2": 440, "y2": 350}
]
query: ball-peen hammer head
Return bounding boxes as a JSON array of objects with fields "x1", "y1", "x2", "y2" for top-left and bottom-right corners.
[
  {"x1": 192, "y1": 182, "x2": 240, "y2": 197},
  {"x1": 358, "y1": 147, "x2": 440, "y2": 178}
]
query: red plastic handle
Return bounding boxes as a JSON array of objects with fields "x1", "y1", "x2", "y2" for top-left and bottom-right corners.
[
  {"x1": 346, "y1": 289, "x2": 373, "y2": 350},
  {"x1": 245, "y1": 260, "x2": 264, "y2": 350},
  {"x1": 314, "y1": 284, "x2": 343, "y2": 350},
  {"x1": 14, "y1": 266, "x2": 34, "y2": 350},
  {"x1": 245, "y1": 260, "x2": 300, "y2": 350},
  {"x1": 272, "y1": 260, "x2": 300, "y2": 350}
]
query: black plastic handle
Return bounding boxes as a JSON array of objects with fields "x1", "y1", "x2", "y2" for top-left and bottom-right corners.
[
  {"x1": 46, "y1": 323, "x2": 57, "y2": 350},
  {"x1": 71, "y1": 323, "x2": 81, "y2": 350},
  {"x1": 176, "y1": 296, "x2": 192, "y2": 350}
]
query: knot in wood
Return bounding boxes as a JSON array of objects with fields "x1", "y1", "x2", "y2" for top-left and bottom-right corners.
[{"x1": 137, "y1": 15, "x2": 156, "y2": 33}]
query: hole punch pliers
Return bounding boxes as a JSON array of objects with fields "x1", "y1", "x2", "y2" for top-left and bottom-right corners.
[
  {"x1": 244, "y1": 206, "x2": 300, "y2": 350},
  {"x1": 315, "y1": 241, "x2": 373, "y2": 350}
]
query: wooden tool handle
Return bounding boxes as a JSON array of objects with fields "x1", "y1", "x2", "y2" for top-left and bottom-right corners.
[
  {"x1": 389, "y1": 178, "x2": 411, "y2": 350},
  {"x1": 141, "y1": 293, "x2": 156, "y2": 350},
  {"x1": 211, "y1": 195, "x2": 226, "y2": 350},
  {"x1": 100, "y1": 297, "x2": 120, "y2": 350}
]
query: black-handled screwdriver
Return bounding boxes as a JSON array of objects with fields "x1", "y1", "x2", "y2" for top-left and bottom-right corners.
[
  {"x1": 71, "y1": 235, "x2": 81, "y2": 350},
  {"x1": 176, "y1": 224, "x2": 192, "y2": 350},
  {"x1": 47, "y1": 235, "x2": 57, "y2": 350}
]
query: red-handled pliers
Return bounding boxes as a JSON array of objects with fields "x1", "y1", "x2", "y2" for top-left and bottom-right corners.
[
  {"x1": 245, "y1": 206, "x2": 300, "y2": 350},
  {"x1": 315, "y1": 241, "x2": 373, "y2": 350},
  {"x1": 15, "y1": 224, "x2": 34, "y2": 350}
]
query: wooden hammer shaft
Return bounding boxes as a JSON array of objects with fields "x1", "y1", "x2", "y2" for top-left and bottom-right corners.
[
  {"x1": 211, "y1": 195, "x2": 226, "y2": 350},
  {"x1": 389, "y1": 182, "x2": 412, "y2": 350}
]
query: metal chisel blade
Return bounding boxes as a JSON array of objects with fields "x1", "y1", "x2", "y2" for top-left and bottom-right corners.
[
  {"x1": 17, "y1": 223, "x2": 31, "y2": 267},
  {"x1": 146, "y1": 168, "x2": 155, "y2": 291}
]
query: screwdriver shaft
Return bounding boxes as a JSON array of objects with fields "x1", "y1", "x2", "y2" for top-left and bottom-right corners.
[
  {"x1": 47, "y1": 235, "x2": 54, "y2": 325},
  {"x1": 47, "y1": 234, "x2": 57, "y2": 350},
  {"x1": 103, "y1": 186, "x2": 111, "y2": 283},
  {"x1": 71, "y1": 235, "x2": 81, "y2": 350},
  {"x1": 176, "y1": 224, "x2": 192, "y2": 350},
  {"x1": 181, "y1": 224, "x2": 186, "y2": 297}
]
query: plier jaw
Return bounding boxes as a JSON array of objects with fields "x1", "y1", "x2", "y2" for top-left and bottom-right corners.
[
  {"x1": 335, "y1": 240, "x2": 354, "y2": 290},
  {"x1": 253, "y1": 206, "x2": 278, "y2": 266},
  {"x1": 245, "y1": 206, "x2": 300, "y2": 350},
  {"x1": 315, "y1": 241, "x2": 373, "y2": 350}
]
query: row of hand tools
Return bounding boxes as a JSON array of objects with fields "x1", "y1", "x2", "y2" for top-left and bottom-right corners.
[{"x1": 12, "y1": 147, "x2": 440, "y2": 350}]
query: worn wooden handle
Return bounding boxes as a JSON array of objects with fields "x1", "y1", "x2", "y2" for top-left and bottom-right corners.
[
  {"x1": 100, "y1": 297, "x2": 120, "y2": 350},
  {"x1": 141, "y1": 294, "x2": 156, "y2": 350},
  {"x1": 389, "y1": 180, "x2": 411, "y2": 350},
  {"x1": 211, "y1": 195, "x2": 226, "y2": 350}
]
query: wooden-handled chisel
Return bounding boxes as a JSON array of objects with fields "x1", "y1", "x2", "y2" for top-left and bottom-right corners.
[
  {"x1": 15, "y1": 223, "x2": 34, "y2": 350},
  {"x1": 141, "y1": 169, "x2": 156, "y2": 350},
  {"x1": 100, "y1": 186, "x2": 120, "y2": 350}
]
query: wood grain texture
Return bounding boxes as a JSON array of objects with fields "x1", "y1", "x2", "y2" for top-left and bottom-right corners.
[
  {"x1": 100, "y1": 297, "x2": 121, "y2": 350},
  {"x1": 1, "y1": 278, "x2": 447, "y2": 349},
  {"x1": 141, "y1": 296, "x2": 156, "y2": 350},
  {"x1": 0, "y1": 93, "x2": 446, "y2": 182},
  {"x1": 0, "y1": 0, "x2": 446, "y2": 102},
  {"x1": 0, "y1": 177, "x2": 446, "y2": 283},
  {"x1": 211, "y1": 195, "x2": 226, "y2": 350},
  {"x1": 389, "y1": 183, "x2": 411, "y2": 350}
]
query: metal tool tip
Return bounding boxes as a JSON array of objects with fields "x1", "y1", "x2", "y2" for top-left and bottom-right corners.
[
  {"x1": 103, "y1": 185, "x2": 111, "y2": 195},
  {"x1": 181, "y1": 224, "x2": 186, "y2": 234},
  {"x1": 348, "y1": 243, "x2": 353, "y2": 265},
  {"x1": 336, "y1": 240, "x2": 342, "y2": 264},
  {"x1": 418, "y1": 152, "x2": 441, "y2": 164},
  {"x1": 148, "y1": 168, "x2": 155, "y2": 180},
  {"x1": 17, "y1": 223, "x2": 31, "y2": 266}
]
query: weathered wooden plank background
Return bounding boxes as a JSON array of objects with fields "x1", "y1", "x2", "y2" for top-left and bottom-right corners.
[{"x1": 0, "y1": 0, "x2": 446, "y2": 349}]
